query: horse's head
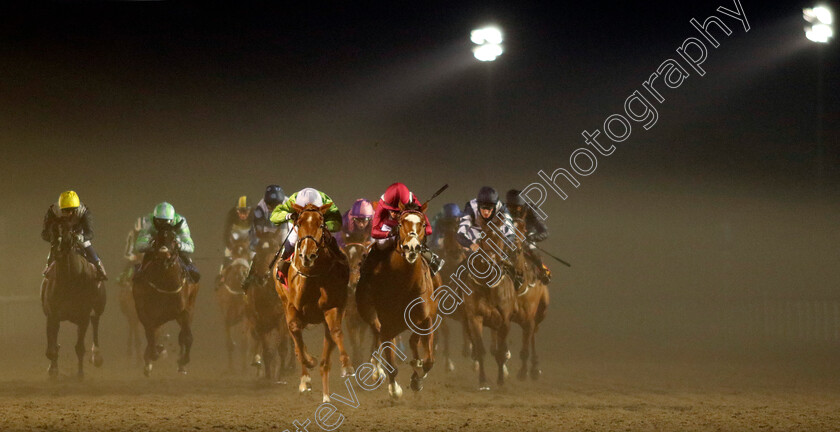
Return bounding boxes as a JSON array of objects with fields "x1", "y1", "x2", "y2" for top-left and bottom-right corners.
[
  {"x1": 150, "y1": 219, "x2": 184, "y2": 266},
  {"x1": 292, "y1": 202, "x2": 331, "y2": 268},
  {"x1": 343, "y1": 240, "x2": 371, "y2": 290},
  {"x1": 229, "y1": 237, "x2": 251, "y2": 260},
  {"x1": 53, "y1": 221, "x2": 80, "y2": 257},
  {"x1": 397, "y1": 201, "x2": 428, "y2": 264}
]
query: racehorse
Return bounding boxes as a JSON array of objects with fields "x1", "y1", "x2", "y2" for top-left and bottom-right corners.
[
  {"x1": 274, "y1": 203, "x2": 353, "y2": 402},
  {"x1": 117, "y1": 268, "x2": 143, "y2": 363},
  {"x1": 132, "y1": 219, "x2": 199, "y2": 376},
  {"x1": 356, "y1": 201, "x2": 438, "y2": 399},
  {"x1": 41, "y1": 221, "x2": 105, "y2": 379},
  {"x1": 244, "y1": 233, "x2": 293, "y2": 383},
  {"x1": 461, "y1": 215, "x2": 517, "y2": 390},
  {"x1": 435, "y1": 216, "x2": 469, "y2": 372},
  {"x1": 216, "y1": 237, "x2": 251, "y2": 371},
  {"x1": 509, "y1": 217, "x2": 549, "y2": 381},
  {"x1": 342, "y1": 236, "x2": 374, "y2": 368}
]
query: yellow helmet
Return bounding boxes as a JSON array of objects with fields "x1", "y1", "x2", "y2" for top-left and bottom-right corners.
[
  {"x1": 237, "y1": 195, "x2": 248, "y2": 209},
  {"x1": 58, "y1": 191, "x2": 80, "y2": 209}
]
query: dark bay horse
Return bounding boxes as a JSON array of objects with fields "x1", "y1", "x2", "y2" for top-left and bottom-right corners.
[
  {"x1": 41, "y1": 221, "x2": 105, "y2": 379},
  {"x1": 356, "y1": 201, "x2": 438, "y2": 399},
  {"x1": 274, "y1": 203, "x2": 353, "y2": 402},
  {"x1": 132, "y1": 220, "x2": 199, "y2": 376},
  {"x1": 510, "y1": 217, "x2": 549, "y2": 381},
  {"x1": 118, "y1": 268, "x2": 143, "y2": 363},
  {"x1": 435, "y1": 217, "x2": 469, "y2": 372},
  {"x1": 216, "y1": 237, "x2": 251, "y2": 371},
  {"x1": 461, "y1": 216, "x2": 517, "y2": 390},
  {"x1": 342, "y1": 236, "x2": 374, "y2": 368},
  {"x1": 244, "y1": 233, "x2": 293, "y2": 383}
]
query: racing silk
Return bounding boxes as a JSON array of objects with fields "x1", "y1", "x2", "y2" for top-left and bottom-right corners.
[
  {"x1": 456, "y1": 199, "x2": 516, "y2": 248},
  {"x1": 250, "y1": 198, "x2": 289, "y2": 248},
  {"x1": 124, "y1": 217, "x2": 144, "y2": 260},
  {"x1": 223, "y1": 207, "x2": 254, "y2": 248},
  {"x1": 134, "y1": 213, "x2": 195, "y2": 254},
  {"x1": 371, "y1": 184, "x2": 432, "y2": 239},
  {"x1": 429, "y1": 211, "x2": 459, "y2": 249},
  {"x1": 41, "y1": 203, "x2": 94, "y2": 244},
  {"x1": 269, "y1": 190, "x2": 342, "y2": 232},
  {"x1": 518, "y1": 206, "x2": 548, "y2": 242}
]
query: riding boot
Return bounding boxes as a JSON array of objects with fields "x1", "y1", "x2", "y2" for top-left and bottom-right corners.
[
  {"x1": 240, "y1": 262, "x2": 255, "y2": 292},
  {"x1": 502, "y1": 259, "x2": 523, "y2": 292},
  {"x1": 43, "y1": 249, "x2": 55, "y2": 277},
  {"x1": 277, "y1": 259, "x2": 291, "y2": 282},
  {"x1": 420, "y1": 246, "x2": 445, "y2": 276},
  {"x1": 181, "y1": 255, "x2": 201, "y2": 283},
  {"x1": 526, "y1": 249, "x2": 550, "y2": 284},
  {"x1": 94, "y1": 260, "x2": 108, "y2": 281}
]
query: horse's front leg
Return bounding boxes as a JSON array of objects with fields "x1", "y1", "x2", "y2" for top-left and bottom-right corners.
[
  {"x1": 467, "y1": 316, "x2": 489, "y2": 390},
  {"x1": 494, "y1": 321, "x2": 510, "y2": 387},
  {"x1": 320, "y1": 324, "x2": 336, "y2": 403},
  {"x1": 75, "y1": 316, "x2": 90, "y2": 380},
  {"x1": 286, "y1": 308, "x2": 315, "y2": 393},
  {"x1": 518, "y1": 320, "x2": 533, "y2": 381},
  {"x1": 324, "y1": 307, "x2": 353, "y2": 378},
  {"x1": 89, "y1": 313, "x2": 103, "y2": 368},
  {"x1": 380, "y1": 336, "x2": 402, "y2": 400},
  {"x1": 142, "y1": 323, "x2": 159, "y2": 377},
  {"x1": 175, "y1": 312, "x2": 194, "y2": 374},
  {"x1": 45, "y1": 315, "x2": 60, "y2": 379}
]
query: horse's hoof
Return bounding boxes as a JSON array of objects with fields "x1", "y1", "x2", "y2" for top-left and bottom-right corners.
[
  {"x1": 410, "y1": 374, "x2": 423, "y2": 392},
  {"x1": 299, "y1": 376, "x2": 312, "y2": 393},
  {"x1": 274, "y1": 379, "x2": 288, "y2": 385},
  {"x1": 47, "y1": 365, "x2": 59, "y2": 379},
  {"x1": 144, "y1": 364, "x2": 153, "y2": 377},
  {"x1": 178, "y1": 366, "x2": 188, "y2": 375},
  {"x1": 446, "y1": 359, "x2": 455, "y2": 372},
  {"x1": 530, "y1": 368, "x2": 542, "y2": 380},
  {"x1": 478, "y1": 384, "x2": 491, "y2": 391},
  {"x1": 388, "y1": 382, "x2": 403, "y2": 399},
  {"x1": 341, "y1": 366, "x2": 355, "y2": 378},
  {"x1": 517, "y1": 368, "x2": 528, "y2": 381},
  {"x1": 322, "y1": 394, "x2": 331, "y2": 403},
  {"x1": 91, "y1": 353, "x2": 104, "y2": 368}
]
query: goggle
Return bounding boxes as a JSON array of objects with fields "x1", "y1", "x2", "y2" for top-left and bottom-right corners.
[
  {"x1": 353, "y1": 217, "x2": 372, "y2": 221},
  {"x1": 478, "y1": 203, "x2": 495, "y2": 211}
]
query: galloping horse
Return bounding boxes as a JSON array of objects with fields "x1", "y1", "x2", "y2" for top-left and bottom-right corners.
[
  {"x1": 216, "y1": 237, "x2": 251, "y2": 371},
  {"x1": 274, "y1": 203, "x2": 353, "y2": 402},
  {"x1": 41, "y1": 221, "x2": 105, "y2": 379},
  {"x1": 244, "y1": 233, "x2": 292, "y2": 383},
  {"x1": 117, "y1": 267, "x2": 143, "y2": 363},
  {"x1": 509, "y1": 217, "x2": 549, "y2": 381},
  {"x1": 342, "y1": 236, "x2": 373, "y2": 368},
  {"x1": 133, "y1": 220, "x2": 199, "y2": 376},
  {"x1": 461, "y1": 215, "x2": 517, "y2": 390},
  {"x1": 356, "y1": 201, "x2": 438, "y2": 398},
  {"x1": 435, "y1": 217, "x2": 469, "y2": 372}
]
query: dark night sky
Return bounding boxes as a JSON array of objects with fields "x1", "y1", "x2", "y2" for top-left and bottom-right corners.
[{"x1": 0, "y1": 0, "x2": 838, "y2": 326}]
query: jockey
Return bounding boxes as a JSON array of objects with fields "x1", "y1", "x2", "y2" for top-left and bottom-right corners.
[
  {"x1": 506, "y1": 189, "x2": 551, "y2": 283},
  {"x1": 251, "y1": 184, "x2": 288, "y2": 248},
  {"x1": 269, "y1": 187, "x2": 344, "y2": 279},
  {"x1": 368, "y1": 182, "x2": 443, "y2": 275},
  {"x1": 117, "y1": 216, "x2": 144, "y2": 285},
  {"x1": 218, "y1": 195, "x2": 254, "y2": 281},
  {"x1": 41, "y1": 190, "x2": 108, "y2": 280},
  {"x1": 242, "y1": 185, "x2": 289, "y2": 290},
  {"x1": 337, "y1": 198, "x2": 374, "y2": 248},
  {"x1": 135, "y1": 202, "x2": 201, "y2": 282},
  {"x1": 429, "y1": 202, "x2": 463, "y2": 251},
  {"x1": 456, "y1": 186, "x2": 522, "y2": 290}
]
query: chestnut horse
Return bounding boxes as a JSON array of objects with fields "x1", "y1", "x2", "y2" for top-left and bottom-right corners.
[
  {"x1": 510, "y1": 217, "x2": 549, "y2": 380},
  {"x1": 342, "y1": 236, "x2": 374, "y2": 368},
  {"x1": 244, "y1": 233, "x2": 293, "y2": 383},
  {"x1": 356, "y1": 201, "x2": 438, "y2": 399},
  {"x1": 461, "y1": 215, "x2": 517, "y2": 390},
  {"x1": 41, "y1": 221, "x2": 105, "y2": 379},
  {"x1": 133, "y1": 220, "x2": 199, "y2": 376},
  {"x1": 274, "y1": 203, "x2": 353, "y2": 402},
  {"x1": 216, "y1": 237, "x2": 251, "y2": 371}
]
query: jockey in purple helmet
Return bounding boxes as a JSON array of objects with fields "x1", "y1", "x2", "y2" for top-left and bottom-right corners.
[{"x1": 337, "y1": 198, "x2": 374, "y2": 248}]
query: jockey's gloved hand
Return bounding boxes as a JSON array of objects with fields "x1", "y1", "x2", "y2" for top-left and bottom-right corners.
[
  {"x1": 286, "y1": 213, "x2": 298, "y2": 222},
  {"x1": 75, "y1": 233, "x2": 85, "y2": 245}
]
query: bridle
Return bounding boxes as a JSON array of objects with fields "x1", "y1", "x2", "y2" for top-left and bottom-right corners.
[
  {"x1": 291, "y1": 208, "x2": 330, "y2": 278},
  {"x1": 395, "y1": 209, "x2": 427, "y2": 251}
]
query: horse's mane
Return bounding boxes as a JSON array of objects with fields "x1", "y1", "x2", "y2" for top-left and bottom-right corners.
[{"x1": 401, "y1": 201, "x2": 422, "y2": 212}]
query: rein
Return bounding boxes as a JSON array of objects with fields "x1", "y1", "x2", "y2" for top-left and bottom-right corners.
[{"x1": 291, "y1": 207, "x2": 330, "y2": 279}]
